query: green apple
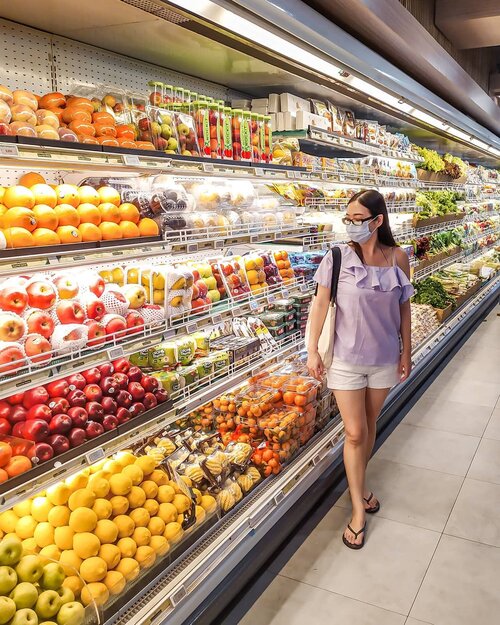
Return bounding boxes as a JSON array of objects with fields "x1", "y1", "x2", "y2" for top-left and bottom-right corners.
[
  {"x1": 40, "y1": 622, "x2": 58, "y2": 625},
  {"x1": 56, "y1": 587, "x2": 74, "y2": 606},
  {"x1": 166, "y1": 138, "x2": 178, "y2": 151},
  {"x1": 10, "y1": 582, "x2": 38, "y2": 609},
  {"x1": 160, "y1": 124, "x2": 172, "y2": 140},
  {"x1": 0, "y1": 596, "x2": 16, "y2": 624},
  {"x1": 56, "y1": 601, "x2": 85, "y2": 625},
  {"x1": 40, "y1": 563, "x2": 65, "y2": 591},
  {"x1": 11, "y1": 608, "x2": 38, "y2": 625},
  {"x1": 160, "y1": 114, "x2": 172, "y2": 126},
  {"x1": 177, "y1": 123, "x2": 190, "y2": 137},
  {"x1": 0, "y1": 536, "x2": 23, "y2": 566},
  {"x1": 16, "y1": 555, "x2": 43, "y2": 584},
  {"x1": 0, "y1": 565, "x2": 18, "y2": 595},
  {"x1": 35, "y1": 590, "x2": 61, "y2": 620}
]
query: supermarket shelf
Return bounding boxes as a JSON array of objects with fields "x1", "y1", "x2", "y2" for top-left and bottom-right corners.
[
  {"x1": 106, "y1": 275, "x2": 500, "y2": 625},
  {"x1": 0, "y1": 139, "x2": 306, "y2": 179},
  {"x1": 304, "y1": 197, "x2": 418, "y2": 212},
  {"x1": 0, "y1": 224, "x2": 313, "y2": 278},
  {"x1": 0, "y1": 278, "x2": 313, "y2": 399},
  {"x1": 0, "y1": 332, "x2": 304, "y2": 514}
]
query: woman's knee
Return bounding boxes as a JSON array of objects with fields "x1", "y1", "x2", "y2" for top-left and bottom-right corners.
[{"x1": 344, "y1": 424, "x2": 368, "y2": 447}]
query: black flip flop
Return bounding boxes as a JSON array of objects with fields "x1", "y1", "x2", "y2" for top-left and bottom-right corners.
[
  {"x1": 342, "y1": 523, "x2": 366, "y2": 550},
  {"x1": 364, "y1": 492, "x2": 380, "y2": 514}
]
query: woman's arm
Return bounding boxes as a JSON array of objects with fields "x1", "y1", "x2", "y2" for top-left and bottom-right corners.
[
  {"x1": 306, "y1": 284, "x2": 331, "y2": 380},
  {"x1": 396, "y1": 248, "x2": 412, "y2": 381}
]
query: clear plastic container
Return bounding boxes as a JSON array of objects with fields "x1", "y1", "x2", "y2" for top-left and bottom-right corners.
[
  {"x1": 221, "y1": 106, "x2": 233, "y2": 159},
  {"x1": 236, "y1": 386, "x2": 279, "y2": 419},
  {"x1": 241, "y1": 111, "x2": 252, "y2": 161},
  {"x1": 258, "y1": 406, "x2": 299, "y2": 445},
  {"x1": 251, "y1": 113, "x2": 262, "y2": 163},
  {"x1": 281, "y1": 376, "x2": 321, "y2": 406},
  {"x1": 263, "y1": 115, "x2": 272, "y2": 162},
  {"x1": 232, "y1": 109, "x2": 242, "y2": 161},
  {"x1": 218, "y1": 257, "x2": 251, "y2": 300},
  {"x1": 193, "y1": 100, "x2": 211, "y2": 157},
  {"x1": 148, "y1": 81, "x2": 164, "y2": 107},
  {"x1": 147, "y1": 106, "x2": 180, "y2": 153}
]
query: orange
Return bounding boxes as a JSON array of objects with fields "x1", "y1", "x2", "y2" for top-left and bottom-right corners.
[
  {"x1": 118, "y1": 203, "x2": 140, "y2": 224},
  {"x1": 98, "y1": 203, "x2": 121, "y2": 224},
  {"x1": 55, "y1": 184, "x2": 80, "y2": 207},
  {"x1": 138, "y1": 218, "x2": 159, "y2": 237},
  {"x1": 0, "y1": 205, "x2": 8, "y2": 228},
  {"x1": 97, "y1": 187, "x2": 120, "y2": 206},
  {"x1": 0, "y1": 468, "x2": 7, "y2": 484},
  {"x1": 118, "y1": 221, "x2": 140, "y2": 239},
  {"x1": 0, "y1": 441, "x2": 12, "y2": 467},
  {"x1": 19, "y1": 172, "x2": 46, "y2": 187},
  {"x1": 3, "y1": 186, "x2": 35, "y2": 209},
  {"x1": 79, "y1": 223, "x2": 102, "y2": 242},
  {"x1": 33, "y1": 205, "x2": 58, "y2": 230},
  {"x1": 4, "y1": 207, "x2": 37, "y2": 232},
  {"x1": 55, "y1": 204, "x2": 80, "y2": 227},
  {"x1": 3, "y1": 227, "x2": 34, "y2": 248},
  {"x1": 99, "y1": 222, "x2": 122, "y2": 240},
  {"x1": 0, "y1": 188, "x2": 4, "y2": 203},
  {"x1": 30, "y1": 184, "x2": 57, "y2": 208},
  {"x1": 77, "y1": 203, "x2": 101, "y2": 225},
  {"x1": 57, "y1": 225, "x2": 82, "y2": 244},
  {"x1": 78, "y1": 186, "x2": 100, "y2": 206},
  {"x1": 32, "y1": 228, "x2": 61, "y2": 246},
  {"x1": 4, "y1": 455, "x2": 31, "y2": 477}
]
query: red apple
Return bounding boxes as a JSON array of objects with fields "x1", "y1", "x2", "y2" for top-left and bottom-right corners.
[
  {"x1": 97, "y1": 363, "x2": 114, "y2": 377},
  {"x1": 0, "y1": 313, "x2": 26, "y2": 343},
  {"x1": 32, "y1": 442, "x2": 54, "y2": 463},
  {"x1": 26, "y1": 310, "x2": 55, "y2": 340},
  {"x1": 127, "y1": 367, "x2": 143, "y2": 382},
  {"x1": 116, "y1": 407, "x2": 131, "y2": 423},
  {"x1": 195, "y1": 280, "x2": 208, "y2": 298},
  {"x1": 0, "y1": 345, "x2": 25, "y2": 374},
  {"x1": 112, "y1": 373, "x2": 129, "y2": 390},
  {"x1": 125, "y1": 311, "x2": 144, "y2": 335},
  {"x1": 49, "y1": 413, "x2": 72, "y2": 434},
  {"x1": 88, "y1": 274, "x2": 105, "y2": 297},
  {"x1": 54, "y1": 275, "x2": 79, "y2": 299},
  {"x1": 143, "y1": 392, "x2": 158, "y2": 410},
  {"x1": 141, "y1": 375, "x2": 159, "y2": 392},
  {"x1": 128, "y1": 382, "x2": 145, "y2": 401},
  {"x1": 129, "y1": 402, "x2": 145, "y2": 417},
  {"x1": 85, "y1": 401, "x2": 104, "y2": 422},
  {"x1": 115, "y1": 390, "x2": 132, "y2": 408},
  {"x1": 85, "y1": 297, "x2": 106, "y2": 321},
  {"x1": 48, "y1": 397, "x2": 70, "y2": 414},
  {"x1": 67, "y1": 373, "x2": 86, "y2": 390},
  {"x1": 24, "y1": 334, "x2": 52, "y2": 365},
  {"x1": 84, "y1": 384, "x2": 102, "y2": 403},
  {"x1": 103, "y1": 315, "x2": 127, "y2": 340},
  {"x1": 8, "y1": 405, "x2": 27, "y2": 424},
  {"x1": 112, "y1": 358, "x2": 130, "y2": 374},
  {"x1": 68, "y1": 427, "x2": 86, "y2": 447},
  {"x1": 82, "y1": 368, "x2": 101, "y2": 384},
  {"x1": 23, "y1": 419, "x2": 49, "y2": 442},
  {"x1": 85, "y1": 421, "x2": 104, "y2": 439},
  {"x1": 67, "y1": 389, "x2": 86, "y2": 408},
  {"x1": 0, "y1": 418, "x2": 11, "y2": 435},
  {"x1": 26, "y1": 281, "x2": 57, "y2": 310},
  {"x1": 48, "y1": 434, "x2": 70, "y2": 455},
  {"x1": 100, "y1": 377, "x2": 117, "y2": 396},
  {"x1": 103, "y1": 414, "x2": 119, "y2": 431},
  {"x1": 6, "y1": 393, "x2": 24, "y2": 406},
  {"x1": 56, "y1": 300, "x2": 86, "y2": 324},
  {"x1": 67, "y1": 406, "x2": 88, "y2": 428},
  {"x1": 84, "y1": 320, "x2": 106, "y2": 347},
  {"x1": 12, "y1": 422, "x2": 25, "y2": 438},
  {"x1": 45, "y1": 379, "x2": 69, "y2": 398},
  {"x1": 154, "y1": 388, "x2": 169, "y2": 403},
  {"x1": 23, "y1": 387, "x2": 49, "y2": 409},
  {"x1": 0, "y1": 285, "x2": 28, "y2": 313},
  {"x1": 27, "y1": 404, "x2": 52, "y2": 422},
  {"x1": 0, "y1": 401, "x2": 11, "y2": 419},
  {"x1": 101, "y1": 397, "x2": 117, "y2": 414}
]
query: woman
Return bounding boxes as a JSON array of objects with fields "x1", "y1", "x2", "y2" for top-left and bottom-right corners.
[{"x1": 307, "y1": 189, "x2": 413, "y2": 549}]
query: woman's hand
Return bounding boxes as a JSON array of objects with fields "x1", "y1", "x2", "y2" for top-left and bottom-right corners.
[
  {"x1": 307, "y1": 350, "x2": 325, "y2": 381},
  {"x1": 399, "y1": 351, "x2": 412, "y2": 382}
]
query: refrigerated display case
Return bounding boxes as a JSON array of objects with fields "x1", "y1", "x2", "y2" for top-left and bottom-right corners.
[{"x1": 0, "y1": 3, "x2": 497, "y2": 625}]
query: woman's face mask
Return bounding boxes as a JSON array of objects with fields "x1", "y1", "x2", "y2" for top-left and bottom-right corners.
[{"x1": 345, "y1": 216, "x2": 378, "y2": 244}]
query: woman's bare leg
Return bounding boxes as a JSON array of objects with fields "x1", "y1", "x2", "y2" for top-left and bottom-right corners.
[
  {"x1": 363, "y1": 387, "x2": 391, "y2": 508},
  {"x1": 334, "y1": 388, "x2": 368, "y2": 545}
]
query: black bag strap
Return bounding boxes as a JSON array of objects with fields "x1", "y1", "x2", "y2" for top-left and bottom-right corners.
[{"x1": 330, "y1": 246, "x2": 342, "y2": 304}]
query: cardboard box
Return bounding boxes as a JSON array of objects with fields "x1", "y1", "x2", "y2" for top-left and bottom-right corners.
[
  {"x1": 280, "y1": 92, "x2": 311, "y2": 113},
  {"x1": 296, "y1": 110, "x2": 331, "y2": 131},
  {"x1": 269, "y1": 93, "x2": 280, "y2": 112},
  {"x1": 251, "y1": 98, "x2": 269, "y2": 108}
]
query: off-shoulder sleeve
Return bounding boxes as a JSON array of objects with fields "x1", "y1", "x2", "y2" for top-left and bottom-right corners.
[{"x1": 313, "y1": 251, "x2": 332, "y2": 288}]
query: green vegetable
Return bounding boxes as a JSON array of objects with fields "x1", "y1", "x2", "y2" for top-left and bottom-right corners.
[{"x1": 412, "y1": 278, "x2": 455, "y2": 308}]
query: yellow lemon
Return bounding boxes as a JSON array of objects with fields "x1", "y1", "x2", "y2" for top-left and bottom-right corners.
[
  {"x1": 54, "y1": 526, "x2": 75, "y2": 551},
  {"x1": 135, "y1": 545, "x2": 156, "y2": 568},
  {"x1": 115, "y1": 557, "x2": 139, "y2": 581},
  {"x1": 62, "y1": 575, "x2": 84, "y2": 598},
  {"x1": 94, "y1": 519, "x2": 118, "y2": 544},
  {"x1": 122, "y1": 464, "x2": 144, "y2": 486},
  {"x1": 134, "y1": 456, "x2": 156, "y2": 475},
  {"x1": 109, "y1": 496, "x2": 129, "y2": 517},
  {"x1": 81, "y1": 582, "x2": 109, "y2": 607},
  {"x1": 157, "y1": 485, "x2": 175, "y2": 504},
  {"x1": 114, "y1": 451, "x2": 137, "y2": 468},
  {"x1": 33, "y1": 522, "x2": 55, "y2": 548},
  {"x1": 73, "y1": 532, "x2": 100, "y2": 559},
  {"x1": 80, "y1": 556, "x2": 108, "y2": 583},
  {"x1": 129, "y1": 508, "x2": 150, "y2": 528},
  {"x1": 98, "y1": 544, "x2": 121, "y2": 570},
  {"x1": 46, "y1": 483, "x2": 71, "y2": 506},
  {"x1": 69, "y1": 508, "x2": 97, "y2": 533},
  {"x1": 31, "y1": 497, "x2": 53, "y2": 522},
  {"x1": 47, "y1": 505, "x2": 70, "y2": 528},
  {"x1": 92, "y1": 499, "x2": 113, "y2": 520},
  {"x1": 173, "y1": 494, "x2": 191, "y2": 514},
  {"x1": 113, "y1": 515, "x2": 135, "y2": 539},
  {"x1": 140, "y1": 481, "x2": 158, "y2": 499},
  {"x1": 103, "y1": 570, "x2": 126, "y2": 595},
  {"x1": 39, "y1": 544, "x2": 61, "y2": 562},
  {"x1": 116, "y1": 537, "x2": 136, "y2": 558},
  {"x1": 132, "y1": 527, "x2": 151, "y2": 547},
  {"x1": 147, "y1": 517, "x2": 165, "y2": 536},
  {"x1": 109, "y1": 474, "x2": 133, "y2": 497},
  {"x1": 164, "y1": 522, "x2": 183, "y2": 544},
  {"x1": 127, "y1": 486, "x2": 146, "y2": 509},
  {"x1": 144, "y1": 500, "x2": 159, "y2": 517},
  {"x1": 59, "y1": 549, "x2": 82, "y2": 575},
  {"x1": 15, "y1": 516, "x2": 37, "y2": 539},
  {"x1": 149, "y1": 535, "x2": 170, "y2": 556},
  {"x1": 68, "y1": 488, "x2": 96, "y2": 511},
  {"x1": 157, "y1": 503, "x2": 178, "y2": 524}
]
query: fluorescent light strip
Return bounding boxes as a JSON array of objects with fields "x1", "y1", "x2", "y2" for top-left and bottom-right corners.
[{"x1": 168, "y1": 0, "x2": 499, "y2": 158}]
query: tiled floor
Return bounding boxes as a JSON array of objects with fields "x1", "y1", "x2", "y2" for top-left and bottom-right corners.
[{"x1": 238, "y1": 306, "x2": 500, "y2": 625}]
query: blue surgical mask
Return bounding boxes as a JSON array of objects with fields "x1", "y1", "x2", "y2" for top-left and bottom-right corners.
[{"x1": 346, "y1": 217, "x2": 377, "y2": 244}]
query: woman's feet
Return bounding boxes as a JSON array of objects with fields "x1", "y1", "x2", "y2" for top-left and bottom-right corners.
[
  {"x1": 363, "y1": 491, "x2": 380, "y2": 513},
  {"x1": 343, "y1": 511, "x2": 366, "y2": 548}
]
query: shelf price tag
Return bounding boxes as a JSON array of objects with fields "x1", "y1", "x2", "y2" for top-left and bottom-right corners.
[
  {"x1": 0, "y1": 144, "x2": 19, "y2": 157},
  {"x1": 273, "y1": 491, "x2": 285, "y2": 505},
  {"x1": 281, "y1": 288, "x2": 290, "y2": 298},
  {"x1": 36, "y1": 151, "x2": 52, "y2": 159},
  {"x1": 187, "y1": 243, "x2": 198, "y2": 253},
  {"x1": 268, "y1": 293, "x2": 277, "y2": 304},
  {"x1": 163, "y1": 328, "x2": 176, "y2": 339},
  {"x1": 202, "y1": 162, "x2": 214, "y2": 173},
  {"x1": 286, "y1": 170, "x2": 294, "y2": 179},
  {"x1": 86, "y1": 448, "x2": 105, "y2": 464},
  {"x1": 254, "y1": 168, "x2": 265, "y2": 177},
  {"x1": 107, "y1": 346, "x2": 124, "y2": 360},
  {"x1": 186, "y1": 323, "x2": 198, "y2": 334},
  {"x1": 249, "y1": 299, "x2": 259, "y2": 311},
  {"x1": 211, "y1": 314, "x2": 222, "y2": 325},
  {"x1": 169, "y1": 585, "x2": 187, "y2": 607},
  {"x1": 123, "y1": 154, "x2": 141, "y2": 166},
  {"x1": 76, "y1": 154, "x2": 92, "y2": 162},
  {"x1": 299, "y1": 284, "x2": 309, "y2": 293},
  {"x1": 214, "y1": 239, "x2": 224, "y2": 249}
]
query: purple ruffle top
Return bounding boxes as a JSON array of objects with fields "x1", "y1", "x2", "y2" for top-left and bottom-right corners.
[{"x1": 314, "y1": 244, "x2": 414, "y2": 366}]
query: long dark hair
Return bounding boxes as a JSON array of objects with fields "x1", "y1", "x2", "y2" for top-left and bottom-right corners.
[{"x1": 347, "y1": 189, "x2": 397, "y2": 251}]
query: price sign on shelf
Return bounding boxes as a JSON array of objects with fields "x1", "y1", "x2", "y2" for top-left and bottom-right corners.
[
  {"x1": 299, "y1": 284, "x2": 309, "y2": 293},
  {"x1": 0, "y1": 144, "x2": 19, "y2": 157},
  {"x1": 86, "y1": 448, "x2": 105, "y2": 464},
  {"x1": 108, "y1": 346, "x2": 124, "y2": 360},
  {"x1": 249, "y1": 299, "x2": 259, "y2": 311},
  {"x1": 281, "y1": 288, "x2": 290, "y2": 298},
  {"x1": 202, "y1": 162, "x2": 214, "y2": 173},
  {"x1": 123, "y1": 154, "x2": 141, "y2": 166},
  {"x1": 254, "y1": 168, "x2": 265, "y2": 177}
]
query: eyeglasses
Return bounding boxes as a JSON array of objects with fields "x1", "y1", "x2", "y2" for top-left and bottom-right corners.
[{"x1": 342, "y1": 215, "x2": 376, "y2": 226}]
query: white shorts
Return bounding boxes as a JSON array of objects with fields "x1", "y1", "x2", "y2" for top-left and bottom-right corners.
[{"x1": 327, "y1": 357, "x2": 400, "y2": 391}]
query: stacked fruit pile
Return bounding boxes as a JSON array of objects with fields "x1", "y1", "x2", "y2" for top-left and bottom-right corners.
[
  {"x1": 0, "y1": 359, "x2": 168, "y2": 468},
  {"x1": 272, "y1": 251, "x2": 295, "y2": 283},
  {"x1": 0, "y1": 534, "x2": 88, "y2": 625},
  {"x1": 0, "y1": 86, "x2": 155, "y2": 150},
  {"x1": 0, "y1": 175, "x2": 159, "y2": 249},
  {"x1": 0, "y1": 451, "x2": 216, "y2": 608}
]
